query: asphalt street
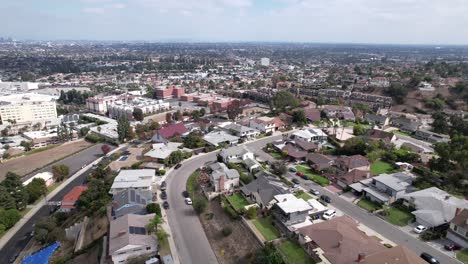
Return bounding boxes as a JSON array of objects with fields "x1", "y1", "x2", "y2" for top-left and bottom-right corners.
[
  {"x1": 165, "y1": 135, "x2": 283, "y2": 264},
  {"x1": 0, "y1": 143, "x2": 115, "y2": 263}
]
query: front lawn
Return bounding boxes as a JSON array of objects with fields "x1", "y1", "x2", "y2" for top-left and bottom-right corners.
[
  {"x1": 277, "y1": 239, "x2": 315, "y2": 264},
  {"x1": 269, "y1": 151, "x2": 285, "y2": 160},
  {"x1": 457, "y1": 249, "x2": 468, "y2": 264},
  {"x1": 296, "y1": 165, "x2": 330, "y2": 186},
  {"x1": 357, "y1": 198, "x2": 382, "y2": 212},
  {"x1": 294, "y1": 191, "x2": 312, "y2": 201},
  {"x1": 226, "y1": 193, "x2": 250, "y2": 211},
  {"x1": 383, "y1": 206, "x2": 415, "y2": 227},
  {"x1": 252, "y1": 216, "x2": 280, "y2": 241},
  {"x1": 371, "y1": 161, "x2": 395, "y2": 175}
]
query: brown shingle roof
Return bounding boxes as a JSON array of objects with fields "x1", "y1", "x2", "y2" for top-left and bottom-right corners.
[
  {"x1": 451, "y1": 208, "x2": 468, "y2": 229},
  {"x1": 359, "y1": 245, "x2": 427, "y2": 264},
  {"x1": 298, "y1": 216, "x2": 385, "y2": 264}
]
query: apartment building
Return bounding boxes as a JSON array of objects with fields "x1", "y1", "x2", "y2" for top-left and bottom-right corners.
[
  {"x1": 86, "y1": 94, "x2": 129, "y2": 114},
  {"x1": 155, "y1": 85, "x2": 185, "y2": 99},
  {"x1": 108, "y1": 97, "x2": 170, "y2": 119},
  {"x1": 0, "y1": 93, "x2": 57, "y2": 125}
]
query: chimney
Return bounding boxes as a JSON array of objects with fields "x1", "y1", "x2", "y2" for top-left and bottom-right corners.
[
  {"x1": 219, "y1": 175, "x2": 225, "y2": 192},
  {"x1": 357, "y1": 253, "x2": 366, "y2": 262},
  {"x1": 455, "y1": 208, "x2": 462, "y2": 216},
  {"x1": 445, "y1": 195, "x2": 451, "y2": 200},
  {"x1": 366, "y1": 172, "x2": 370, "y2": 179}
]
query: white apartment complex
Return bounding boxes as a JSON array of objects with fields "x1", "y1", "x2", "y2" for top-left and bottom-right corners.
[
  {"x1": 108, "y1": 97, "x2": 170, "y2": 119},
  {"x1": 0, "y1": 93, "x2": 57, "y2": 125},
  {"x1": 0, "y1": 81, "x2": 39, "y2": 92},
  {"x1": 86, "y1": 94, "x2": 128, "y2": 114}
]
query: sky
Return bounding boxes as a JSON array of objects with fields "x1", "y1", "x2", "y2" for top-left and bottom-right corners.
[{"x1": 1, "y1": 0, "x2": 468, "y2": 44}]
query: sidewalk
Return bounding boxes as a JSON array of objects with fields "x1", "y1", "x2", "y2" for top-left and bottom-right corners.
[
  {"x1": 159, "y1": 206, "x2": 180, "y2": 264},
  {"x1": 0, "y1": 144, "x2": 126, "y2": 250}
]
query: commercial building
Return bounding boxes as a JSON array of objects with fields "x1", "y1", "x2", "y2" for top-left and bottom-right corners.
[
  {"x1": 0, "y1": 81, "x2": 39, "y2": 92},
  {"x1": 155, "y1": 85, "x2": 185, "y2": 99},
  {"x1": 86, "y1": 94, "x2": 129, "y2": 114},
  {"x1": 0, "y1": 93, "x2": 57, "y2": 125}
]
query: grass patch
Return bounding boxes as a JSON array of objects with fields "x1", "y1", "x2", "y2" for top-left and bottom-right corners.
[
  {"x1": 225, "y1": 193, "x2": 250, "y2": 211},
  {"x1": 456, "y1": 249, "x2": 468, "y2": 264},
  {"x1": 296, "y1": 165, "x2": 330, "y2": 186},
  {"x1": 158, "y1": 229, "x2": 172, "y2": 256},
  {"x1": 371, "y1": 161, "x2": 395, "y2": 175},
  {"x1": 186, "y1": 170, "x2": 200, "y2": 199},
  {"x1": 277, "y1": 239, "x2": 315, "y2": 264},
  {"x1": 358, "y1": 198, "x2": 382, "y2": 212},
  {"x1": 252, "y1": 216, "x2": 280, "y2": 241},
  {"x1": 294, "y1": 191, "x2": 312, "y2": 201},
  {"x1": 392, "y1": 130, "x2": 411, "y2": 136},
  {"x1": 269, "y1": 151, "x2": 285, "y2": 160},
  {"x1": 20, "y1": 207, "x2": 32, "y2": 217},
  {"x1": 383, "y1": 206, "x2": 415, "y2": 227}
]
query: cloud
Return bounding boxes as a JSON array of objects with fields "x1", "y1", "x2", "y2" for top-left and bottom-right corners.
[{"x1": 83, "y1": 7, "x2": 105, "y2": 14}]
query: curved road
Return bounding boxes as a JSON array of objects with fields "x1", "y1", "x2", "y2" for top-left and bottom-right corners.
[{"x1": 165, "y1": 135, "x2": 283, "y2": 264}]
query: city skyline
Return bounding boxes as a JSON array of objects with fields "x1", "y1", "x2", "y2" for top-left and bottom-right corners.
[{"x1": 2, "y1": 0, "x2": 468, "y2": 45}]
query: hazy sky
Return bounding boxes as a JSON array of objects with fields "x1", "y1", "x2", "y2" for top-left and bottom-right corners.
[{"x1": 2, "y1": 0, "x2": 467, "y2": 44}]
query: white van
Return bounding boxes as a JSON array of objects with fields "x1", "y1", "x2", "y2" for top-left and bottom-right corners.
[{"x1": 322, "y1": 209, "x2": 336, "y2": 220}]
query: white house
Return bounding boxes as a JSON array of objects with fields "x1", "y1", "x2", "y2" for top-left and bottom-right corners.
[
  {"x1": 110, "y1": 169, "x2": 156, "y2": 195},
  {"x1": 208, "y1": 162, "x2": 240, "y2": 193},
  {"x1": 203, "y1": 131, "x2": 239, "y2": 147},
  {"x1": 219, "y1": 145, "x2": 254, "y2": 164},
  {"x1": 109, "y1": 213, "x2": 158, "y2": 264},
  {"x1": 222, "y1": 123, "x2": 260, "y2": 139},
  {"x1": 249, "y1": 117, "x2": 276, "y2": 133},
  {"x1": 291, "y1": 128, "x2": 327, "y2": 143}
]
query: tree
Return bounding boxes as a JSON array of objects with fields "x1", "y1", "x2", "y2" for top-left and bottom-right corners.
[
  {"x1": 34, "y1": 217, "x2": 64, "y2": 244},
  {"x1": 2, "y1": 172, "x2": 28, "y2": 210},
  {"x1": 272, "y1": 91, "x2": 299, "y2": 113},
  {"x1": 183, "y1": 133, "x2": 205, "y2": 149},
  {"x1": 0, "y1": 186, "x2": 15, "y2": 210},
  {"x1": 117, "y1": 115, "x2": 131, "y2": 142},
  {"x1": 353, "y1": 124, "x2": 367, "y2": 136},
  {"x1": 253, "y1": 243, "x2": 285, "y2": 264},
  {"x1": 76, "y1": 177, "x2": 111, "y2": 216},
  {"x1": 199, "y1": 108, "x2": 206, "y2": 116},
  {"x1": 101, "y1": 144, "x2": 111, "y2": 155},
  {"x1": 146, "y1": 203, "x2": 161, "y2": 216},
  {"x1": 271, "y1": 161, "x2": 287, "y2": 176},
  {"x1": 227, "y1": 100, "x2": 242, "y2": 120},
  {"x1": 166, "y1": 112, "x2": 173, "y2": 123},
  {"x1": 26, "y1": 178, "x2": 47, "y2": 204},
  {"x1": 20, "y1": 141, "x2": 33, "y2": 151},
  {"x1": 149, "y1": 121, "x2": 160, "y2": 130},
  {"x1": 0, "y1": 208, "x2": 21, "y2": 229},
  {"x1": 292, "y1": 109, "x2": 307, "y2": 126},
  {"x1": 431, "y1": 112, "x2": 449, "y2": 134},
  {"x1": 146, "y1": 215, "x2": 163, "y2": 234},
  {"x1": 193, "y1": 197, "x2": 207, "y2": 214},
  {"x1": 132, "y1": 108, "x2": 144, "y2": 121},
  {"x1": 175, "y1": 110, "x2": 183, "y2": 121},
  {"x1": 165, "y1": 150, "x2": 184, "y2": 167},
  {"x1": 191, "y1": 110, "x2": 201, "y2": 121},
  {"x1": 246, "y1": 206, "x2": 257, "y2": 219},
  {"x1": 52, "y1": 164, "x2": 69, "y2": 182},
  {"x1": 78, "y1": 127, "x2": 90, "y2": 137},
  {"x1": 340, "y1": 137, "x2": 367, "y2": 155}
]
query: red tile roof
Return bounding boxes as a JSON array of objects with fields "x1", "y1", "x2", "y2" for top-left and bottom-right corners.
[
  {"x1": 62, "y1": 186, "x2": 88, "y2": 204},
  {"x1": 157, "y1": 122, "x2": 188, "y2": 139}
]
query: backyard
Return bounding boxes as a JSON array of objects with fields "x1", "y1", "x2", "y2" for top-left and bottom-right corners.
[
  {"x1": 370, "y1": 161, "x2": 395, "y2": 175},
  {"x1": 357, "y1": 198, "x2": 382, "y2": 212},
  {"x1": 382, "y1": 206, "x2": 415, "y2": 226},
  {"x1": 457, "y1": 249, "x2": 468, "y2": 264},
  {"x1": 225, "y1": 193, "x2": 250, "y2": 211},
  {"x1": 277, "y1": 239, "x2": 315, "y2": 264},
  {"x1": 252, "y1": 216, "x2": 280, "y2": 241},
  {"x1": 296, "y1": 165, "x2": 330, "y2": 186}
]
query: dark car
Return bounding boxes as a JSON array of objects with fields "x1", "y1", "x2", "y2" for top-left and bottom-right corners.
[
  {"x1": 444, "y1": 243, "x2": 461, "y2": 251},
  {"x1": 420, "y1": 253, "x2": 440, "y2": 264},
  {"x1": 160, "y1": 181, "x2": 167, "y2": 191},
  {"x1": 320, "y1": 195, "x2": 331, "y2": 203},
  {"x1": 182, "y1": 191, "x2": 189, "y2": 198},
  {"x1": 163, "y1": 201, "x2": 170, "y2": 209},
  {"x1": 175, "y1": 163, "x2": 182, "y2": 169},
  {"x1": 161, "y1": 191, "x2": 167, "y2": 200},
  {"x1": 9, "y1": 251, "x2": 20, "y2": 263},
  {"x1": 292, "y1": 178, "x2": 300, "y2": 184}
]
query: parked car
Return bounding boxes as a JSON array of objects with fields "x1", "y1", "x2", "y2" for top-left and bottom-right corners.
[
  {"x1": 175, "y1": 163, "x2": 182, "y2": 169},
  {"x1": 160, "y1": 181, "x2": 167, "y2": 191},
  {"x1": 182, "y1": 191, "x2": 189, "y2": 198},
  {"x1": 413, "y1": 225, "x2": 427, "y2": 234},
  {"x1": 163, "y1": 201, "x2": 170, "y2": 209},
  {"x1": 444, "y1": 243, "x2": 461, "y2": 251},
  {"x1": 161, "y1": 191, "x2": 167, "y2": 200},
  {"x1": 292, "y1": 178, "x2": 300, "y2": 184},
  {"x1": 320, "y1": 195, "x2": 331, "y2": 203},
  {"x1": 322, "y1": 210, "x2": 336, "y2": 220},
  {"x1": 289, "y1": 167, "x2": 297, "y2": 172},
  {"x1": 185, "y1": 197, "x2": 193, "y2": 205},
  {"x1": 420, "y1": 253, "x2": 439, "y2": 264},
  {"x1": 309, "y1": 188, "x2": 319, "y2": 195},
  {"x1": 291, "y1": 184, "x2": 300, "y2": 192},
  {"x1": 296, "y1": 171, "x2": 304, "y2": 177}
]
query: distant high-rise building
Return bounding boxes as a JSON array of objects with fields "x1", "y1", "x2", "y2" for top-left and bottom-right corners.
[
  {"x1": 0, "y1": 93, "x2": 57, "y2": 125},
  {"x1": 260, "y1": 57, "x2": 270, "y2": 67}
]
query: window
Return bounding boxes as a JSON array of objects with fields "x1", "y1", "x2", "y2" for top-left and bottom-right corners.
[{"x1": 146, "y1": 247, "x2": 151, "y2": 250}]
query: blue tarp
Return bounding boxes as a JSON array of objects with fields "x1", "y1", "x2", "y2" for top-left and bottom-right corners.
[{"x1": 22, "y1": 242, "x2": 60, "y2": 264}]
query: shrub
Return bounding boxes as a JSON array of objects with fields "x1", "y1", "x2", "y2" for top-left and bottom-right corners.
[
  {"x1": 224, "y1": 204, "x2": 240, "y2": 220},
  {"x1": 193, "y1": 197, "x2": 208, "y2": 214},
  {"x1": 421, "y1": 229, "x2": 446, "y2": 241},
  {"x1": 265, "y1": 131, "x2": 273, "y2": 136},
  {"x1": 158, "y1": 169, "x2": 166, "y2": 176},
  {"x1": 384, "y1": 243, "x2": 393, "y2": 248},
  {"x1": 222, "y1": 226, "x2": 232, "y2": 237},
  {"x1": 246, "y1": 206, "x2": 257, "y2": 220},
  {"x1": 146, "y1": 203, "x2": 162, "y2": 216},
  {"x1": 240, "y1": 173, "x2": 253, "y2": 184},
  {"x1": 85, "y1": 133, "x2": 101, "y2": 143}
]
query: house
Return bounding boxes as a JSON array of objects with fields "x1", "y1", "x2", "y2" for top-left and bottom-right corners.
[
  {"x1": 282, "y1": 144, "x2": 308, "y2": 161},
  {"x1": 144, "y1": 142, "x2": 183, "y2": 162},
  {"x1": 59, "y1": 186, "x2": 88, "y2": 212},
  {"x1": 23, "y1": 172, "x2": 54, "y2": 187},
  {"x1": 208, "y1": 162, "x2": 240, "y2": 193},
  {"x1": 304, "y1": 108, "x2": 321, "y2": 122},
  {"x1": 335, "y1": 155, "x2": 370, "y2": 173},
  {"x1": 297, "y1": 216, "x2": 385, "y2": 264},
  {"x1": 291, "y1": 128, "x2": 327, "y2": 143},
  {"x1": 109, "y1": 213, "x2": 158, "y2": 264},
  {"x1": 364, "y1": 114, "x2": 390, "y2": 128},
  {"x1": 359, "y1": 245, "x2": 427, "y2": 264},
  {"x1": 271, "y1": 194, "x2": 313, "y2": 230},
  {"x1": 367, "y1": 129, "x2": 396, "y2": 144},
  {"x1": 203, "y1": 130, "x2": 239, "y2": 147},
  {"x1": 391, "y1": 117, "x2": 420, "y2": 134},
  {"x1": 294, "y1": 139, "x2": 319, "y2": 152},
  {"x1": 219, "y1": 145, "x2": 254, "y2": 164},
  {"x1": 110, "y1": 169, "x2": 156, "y2": 195},
  {"x1": 322, "y1": 105, "x2": 355, "y2": 121},
  {"x1": 249, "y1": 116, "x2": 284, "y2": 133},
  {"x1": 240, "y1": 171, "x2": 288, "y2": 209},
  {"x1": 306, "y1": 153, "x2": 334, "y2": 172},
  {"x1": 222, "y1": 123, "x2": 260, "y2": 139},
  {"x1": 336, "y1": 170, "x2": 370, "y2": 188},
  {"x1": 401, "y1": 187, "x2": 468, "y2": 228},
  {"x1": 350, "y1": 172, "x2": 416, "y2": 204},
  {"x1": 414, "y1": 129, "x2": 450, "y2": 144},
  {"x1": 446, "y1": 209, "x2": 468, "y2": 248},
  {"x1": 112, "y1": 189, "x2": 152, "y2": 219},
  {"x1": 152, "y1": 122, "x2": 188, "y2": 143}
]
